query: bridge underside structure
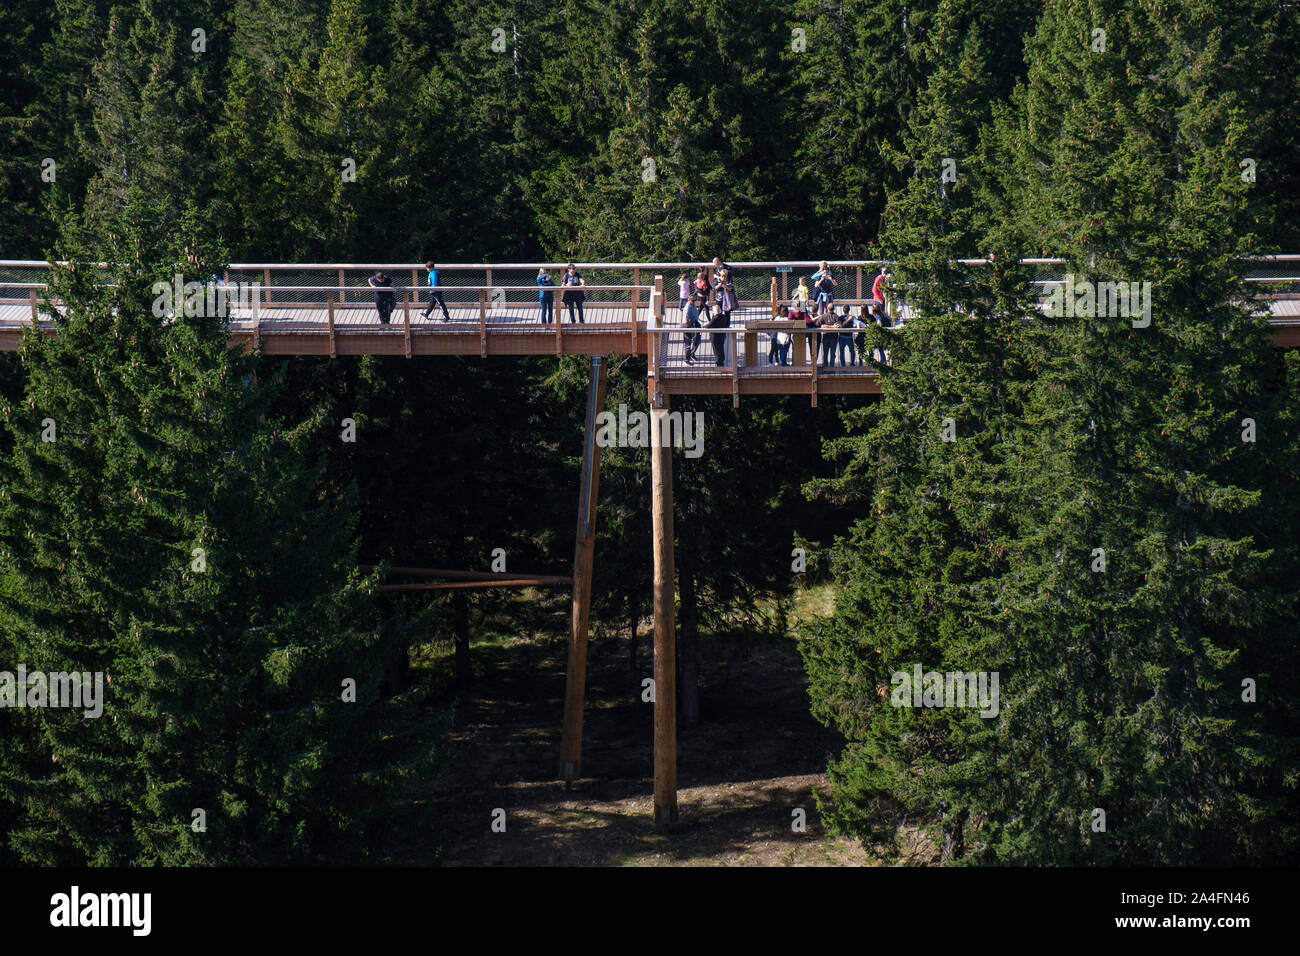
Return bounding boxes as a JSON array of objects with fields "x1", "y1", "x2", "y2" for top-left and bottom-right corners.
[{"x1": 4, "y1": 258, "x2": 1298, "y2": 826}]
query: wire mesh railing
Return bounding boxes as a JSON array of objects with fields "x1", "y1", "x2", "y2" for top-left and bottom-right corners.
[{"x1": 4, "y1": 259, "x2": 1298, "y2": 339}]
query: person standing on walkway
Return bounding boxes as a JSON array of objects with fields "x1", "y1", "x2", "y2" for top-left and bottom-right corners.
[
  {"x1": 420, "y1": 261, "x2": 451, "y2": 321},
  {"x1": 872, "y1": 266, "x2": 889, "y2": 309},
  {"x1": 683, "y1": 291, "x2": 703, "y2": 364},
  {"x1": 710, "y1": 267, "x2": 738, "y2": 367},
  {"x1": 369, "y1": 270, "x2": 396, "y2": 324},
  {"x1": 562, "y1": 263, "x2": 586, "y2": 323},
  {"x1": 677, "y1": 272, "x2": 691, "y2": 318},
  {"x1": 792, "y1": 275, "x2": 810, "y2": 313},
  {"x1": 837, "y1": 305, "x2": 860, "y2": 366},
  {"x1": 817, "y1": 310, "x2": 840, "y2": 367},
  {"x1": 692, "y1": 268, "x2": 713, "y2": 323},
  {"x1": 537, "y1": 268, "x2": 556, "y2": 324},
  {"x1": 812, "y1": 260, "x2": 836, "y2": 315}
]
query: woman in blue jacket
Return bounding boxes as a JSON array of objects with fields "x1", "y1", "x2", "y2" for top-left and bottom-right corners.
[{"x1": 537, "y1": 268, "x2": 556, "y2": 324}]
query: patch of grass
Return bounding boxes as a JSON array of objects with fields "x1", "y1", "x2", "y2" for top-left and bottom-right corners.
[{"x1": 789, "y1": 582, "x2": 836, "y2": 627}]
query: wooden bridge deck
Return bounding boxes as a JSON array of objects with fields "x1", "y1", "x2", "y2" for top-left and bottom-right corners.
[
  {"x1": 0, "y1": 298, "x2": 888, "y2": 398},
  {"x1": 4, "y1": 256, "x2": 1299, "y2": 400},
  {"x1": 5, "y1": 298, "x2": 1297, "y2": 400}
]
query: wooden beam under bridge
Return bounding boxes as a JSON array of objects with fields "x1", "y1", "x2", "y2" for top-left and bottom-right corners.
[
  {"x1": 377, "y1": 578, "x2": 570, "y2": 592},
  {"x1": 560, "y1": 355, "x2": 607, "y2": 783},
  {"x1": 363, "y1": 564, "x2": 570, "y2": 585}
]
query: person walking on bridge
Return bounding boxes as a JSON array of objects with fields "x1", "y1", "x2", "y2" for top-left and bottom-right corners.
[
  {"x1": 369, "y1": 270, "x2": 396, "y2": 324},
  {"x1": 562, "y1": 263, "x2": 586, "y2": 323},
  {"x1": 537, "y1": 268, "x2": 556, "y2": 324},
  {"x1": 419, "y1": 261, "x2": 451, "y2": 321}
]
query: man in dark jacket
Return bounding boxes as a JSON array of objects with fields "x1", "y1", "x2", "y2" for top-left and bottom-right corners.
[
  {"x1": 709, "y1": 268, "x2": 738, "y2": 367},
  {"x1": 369, "y1": 271, "x2": 396, "y2": 324},
  {"x1": 683, "y1": 292, "x2": 703, "y2": 364}
]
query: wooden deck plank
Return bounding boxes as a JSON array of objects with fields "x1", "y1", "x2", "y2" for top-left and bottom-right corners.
[{"x1": 0, "y1": 297, "x2": 1296, "y2": 397}]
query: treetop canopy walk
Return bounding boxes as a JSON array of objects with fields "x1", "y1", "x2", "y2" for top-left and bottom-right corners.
[
  {"x1": 4, "y1": 256, "x2": 1299, "y2": 825},
  {"x1": 4, "y1": 258, "x2": 1299, "y2": 407}
]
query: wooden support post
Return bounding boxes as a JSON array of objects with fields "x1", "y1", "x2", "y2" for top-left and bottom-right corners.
[
  {"x1": 650, "y1": 275, "x2": 665, "y2": 406},
  {"x1": 327, "y1": 291, "x2": 337, "y2": 358},
  {"x1": 252, "y1": 290, "x2": 261, "y2": 349},
  {"x1": 486, "y1": 268, "x2": 493, "y2": 313},
  {"x1": 782, "y1": 270, "x2": 788, "y2": 302},
  {"x1": 856, "y1": 266, "x2": 863, "y2": 300},
  {"x1": 771, "y1": 276, "x2": 778, "y2": 317},
  {"x1": 650, "y1": 400, "x2": 678, "y2": 826},
  {"x1": 631, "y1": 267, "x2": 641, "y2": 351},
  {"x1": 479, "y1": 290, "x2": 488, "y2": 357},
  {"x1": 402, "y1": 289, "x2": 412, "y2": 357},
  {"x1": 810, "y1": 331, "x2": 819, "y2": 407},
  {"x1": 30, "y1": 288, "x2": 38, "y2": 322},
  {"x1": 263, "y1": 267, "x2": 271, "y2": 307},
  {"x1": 732, "y1": 329, "x2": 741, "y2": 408},
  {"x1": 559, "y1": 356, "x2": 608, "y2": 783}
]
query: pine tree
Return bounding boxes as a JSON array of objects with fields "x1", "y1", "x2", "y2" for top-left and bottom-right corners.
[
  {"x1": 0, "y1": 195, "x2": 443, "y2": 865},
  {"x1": 799, "y1": 0, "x2": 1064, "y2": 862},
  {"x1": 986, "y1": 0, "x2": 1300, "y2": 864},
  {"x1": 805, "y1": 0, "x2": 1300, "y2": 865}
]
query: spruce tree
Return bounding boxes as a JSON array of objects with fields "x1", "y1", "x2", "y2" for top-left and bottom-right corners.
[
  {"x1": 804, "y1": 0, "x2": 1300, "y2": 865},
  {"x1": 799, "y1": 0, "x2": 1069, "y2": 862},
  {"x1": 0, "y1": 195, "x2": 442, "y2": 865},
  {"x1": 988, "y1": 0, "x2": 1300, "y2": 864}
]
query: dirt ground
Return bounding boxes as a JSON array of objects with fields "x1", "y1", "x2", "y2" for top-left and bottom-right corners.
[{"x1": 400, "y1": 591, "x2": 880, "y2": 866}]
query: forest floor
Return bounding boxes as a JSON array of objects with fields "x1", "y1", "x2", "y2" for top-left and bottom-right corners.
[{"x1": 399, "y1": 584, "x2": 896, "y2": 866}]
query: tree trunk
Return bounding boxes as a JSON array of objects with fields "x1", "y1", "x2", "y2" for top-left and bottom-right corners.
[
  {"x1": 628, "y1": 598, "x2": 639, "y2": 674},
  {"x1": 940, "y1": 809, "x2": 967, "y2": 863},
  {"x1": 679, "y1": 566, "x2": 700, "y2": 728},
  {"x1": 452, "y1": 591, "x2": 472, "y2": 684},
  {"x1": 382, "y1": 638, "x2": 411, "y2": 696}
]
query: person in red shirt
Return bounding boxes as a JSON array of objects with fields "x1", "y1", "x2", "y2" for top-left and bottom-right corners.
[
  {"x1": 872, "y1": 267, "x2": 889, "y2": 306},
  {"x1": 692, "y1": 269, "x2": 713, "y2": 322}
]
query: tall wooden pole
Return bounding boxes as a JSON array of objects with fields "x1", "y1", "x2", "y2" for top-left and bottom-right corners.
[
  {"x1": 651, "y1": 400, "x2": 678, "y2": 825},
  {"x1": 560, "y1": 356, "x2": 607, "y2": 782}
]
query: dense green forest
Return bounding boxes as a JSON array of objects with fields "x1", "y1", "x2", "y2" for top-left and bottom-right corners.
[{"x1": 1, "y1": 0, "x2": 1298, "y2": 865}]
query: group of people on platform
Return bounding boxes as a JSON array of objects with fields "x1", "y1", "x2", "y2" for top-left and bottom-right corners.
[
  {"x1": 366, "y1": 262, "x2": 896, "y2": 371},
  {"x1": 673, "y1": 257, "x2": 739, "y2": 366},
  {"x1": 675, "y1": 261, "x2": 896, "y2": 368},
  {"x1": 536, "y1": 263, "x2": 588, "y2": 324},
  {"x1": 366, "y1": 261, "x2": 589, "y2": 325}
]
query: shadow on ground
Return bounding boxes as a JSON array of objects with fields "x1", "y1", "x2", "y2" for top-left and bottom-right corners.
[{"x1": 400, "y1": 593, "x2": 875, "y2": 866}]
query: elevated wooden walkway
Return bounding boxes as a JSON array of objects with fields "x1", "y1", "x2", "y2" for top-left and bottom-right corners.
[{"x1": 5, "y1": 259, "x2": 1298, "y2": 405}]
